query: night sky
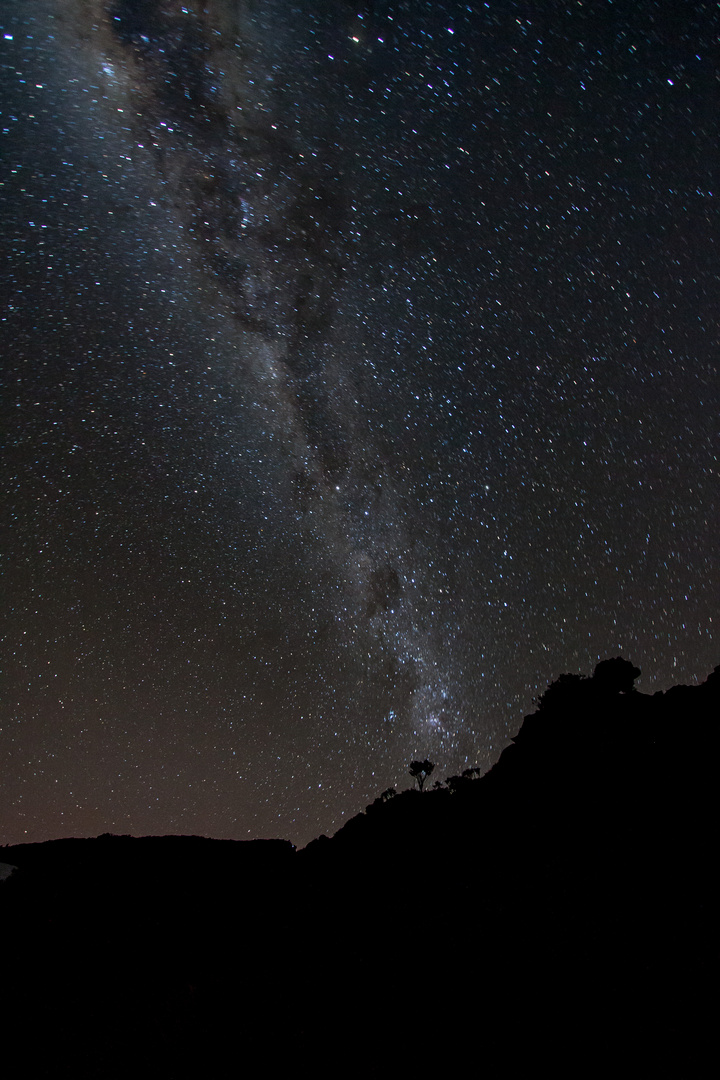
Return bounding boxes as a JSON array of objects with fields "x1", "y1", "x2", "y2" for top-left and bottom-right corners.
[{"x1": 2, "y1": 0, "x2": 717, "y2": 847}]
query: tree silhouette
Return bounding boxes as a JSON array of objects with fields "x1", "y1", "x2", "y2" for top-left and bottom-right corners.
[
  {"x1": 409, "y1": 759, "x2": 435, "y2": 792},
  {"x1": 592, "y1": 656, "x2": 641, "y2": 694},
  {"x1": 446, "y1": 767, "x2": 482, "y2": 795},
  {"x1": 537, "y1": 671, "x2": 584, "y2": 711}
]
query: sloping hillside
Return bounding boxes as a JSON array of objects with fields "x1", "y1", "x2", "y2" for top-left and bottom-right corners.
[{"x1": 2, "y1": 659, "x2": 717, "y2": 1077}]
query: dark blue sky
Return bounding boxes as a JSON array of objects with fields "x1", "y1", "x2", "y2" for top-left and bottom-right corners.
[{"x1": 1, "y1": 0, "x2": 717, "y2": 846}]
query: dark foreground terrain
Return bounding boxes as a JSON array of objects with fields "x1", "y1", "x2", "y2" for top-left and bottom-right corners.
[{"x1": 2, "y1": 659, "x2": 717, "y2": 1077}]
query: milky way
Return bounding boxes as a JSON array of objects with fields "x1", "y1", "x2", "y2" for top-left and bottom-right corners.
[
  {"x1": 2, "y1": 0, "x2": 718, "y2": 846},
  {"x1": 94, "y1": 1, "x2": 479, "y2": 750}
]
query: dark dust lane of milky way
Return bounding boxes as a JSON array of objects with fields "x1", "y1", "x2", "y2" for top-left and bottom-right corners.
[{"x1": 1, "y1": 0, "x2": 717, "y2": 846}]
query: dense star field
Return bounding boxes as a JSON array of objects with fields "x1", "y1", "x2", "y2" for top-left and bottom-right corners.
[{"x1": 1, "y1": 0, "x2": 717, "y2": 847}]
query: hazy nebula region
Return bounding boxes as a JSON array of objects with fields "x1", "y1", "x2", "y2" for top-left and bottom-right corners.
[{"x1": 2, "y1": 0, "x2": 717, "y2": 845}]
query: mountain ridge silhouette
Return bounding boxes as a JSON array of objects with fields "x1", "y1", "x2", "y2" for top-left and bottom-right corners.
[{"x1": 1, "y1": 658, "x2": 717, "y2": 1076}]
